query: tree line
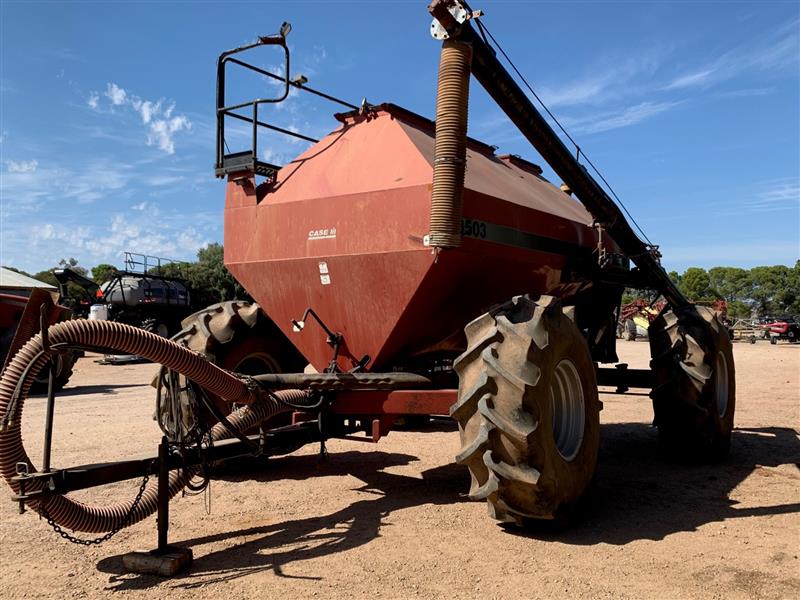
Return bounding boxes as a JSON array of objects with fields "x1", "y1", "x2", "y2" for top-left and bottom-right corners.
[
  {"x1": 623, "y1": 262, "x2": 800, "y2": 319},
  {"x1": 4, "y1": 243, "x2": 249, "y2": 310},
  {"x1": 7, "y1": 250, "x2": 798, "y2": 320}
]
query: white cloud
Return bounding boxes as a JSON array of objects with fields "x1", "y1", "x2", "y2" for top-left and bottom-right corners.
[
  {"x1": 565, "y1": 101, "x2": 681, "y2": 135},
  {"x1": 743, "y1": 179, "x2": 800, "y2": 213},
  {"x1": 28, "y1": 213, "x2": 210, "y2": 267},
  {"x1": 90, "y1": 83, "x2": 192, "y2": 155},
  {"x1": 663, "y1": 69, "x2": 715, "y2": 91},
  {"x1": 6, "y1": 159, "x2": 38, "y2": 173},
  {"x1": 663, "y1": 22, "x2": 798, "y2": 92},
  {"x1": 718, "y1": 87, "x2": 774, "y2": 98},
  {"x1": 105, "y1": 82, "x2": 127, "y2": 105},
  {"x1": 130, "y1": 200, "x2": 161, "y2": 216},
  {"x1": 147, "y1": 115, "x2": 191, "y2": 154},
  {"x1": 537, "y1": 51, "x2": 664, "y2": 108},
  {"x1": 87, "y1": 92, "x2": 99, "y2": 109},
  {"x1": 143, "y1": 174, "x2": 184, "y2": 187},
  {"x1": 539, "y1": 77, "x2": 615, "y2": 108}
]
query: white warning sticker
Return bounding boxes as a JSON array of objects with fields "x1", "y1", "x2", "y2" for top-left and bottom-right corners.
[
  {"x1": 320, "y1": 274, "x2": 331, "y2": 285},
  {"x1": 318, "y1": 261, "x2": 329, "y2": 274}
]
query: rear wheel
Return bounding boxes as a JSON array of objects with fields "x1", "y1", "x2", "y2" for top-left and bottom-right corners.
[
  {"x1": 30, "y1": 351, "x2": 77, "y2": 394},
  {"x1": 141, "y1": 318, "x2": 169, "y2": 338},
  {"x1": 649, "y1": 305, "x2": 735, "y2": 460},
  {"x1": 172, "y1": 300, "x2": 305, "y2": 379},
  {"x1": 452, "y1": 295, "x2": 600, "y2": 525},
  {"x1": 169, "y1": 301, "x2": 306, "y2": 430}
]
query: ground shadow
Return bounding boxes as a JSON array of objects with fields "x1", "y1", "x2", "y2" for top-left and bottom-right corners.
[
  {"x1": 511, "y1": 424, "x2": 800, "y2": 545},
  {"x1": 98, "y1": 450, "x2": 468, "y2": 590},
  {"x1": 96, "y1": 423, "x2": 799, "y2": 590},
  {"x1": 29, "y1": 383, "x2": 143, "y2": 398}
]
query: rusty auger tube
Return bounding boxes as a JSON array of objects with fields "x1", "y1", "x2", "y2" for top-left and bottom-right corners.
[
  {"x1": 429, "y1": 39, "x2": 472, "y2": 249},
  {"x1": 0, "y1": 319, "x2": 308, "y2": 533}
]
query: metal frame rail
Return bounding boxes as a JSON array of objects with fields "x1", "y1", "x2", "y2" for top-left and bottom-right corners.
[{"x1": 215, "y1": 24, "x2": 358, "y2": 179}]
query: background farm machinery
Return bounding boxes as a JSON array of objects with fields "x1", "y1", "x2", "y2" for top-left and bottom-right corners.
[
  {"x1": 0, "y1": 1, "x2": 736, "y2": 574},
  {"x1": 54, "y1": 252, "x2": 192, "y2": 338}
]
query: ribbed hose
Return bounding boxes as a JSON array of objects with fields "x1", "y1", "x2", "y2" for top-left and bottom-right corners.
[
  {"x1": 429, "y1": 40, "x2": 472, "y2": 248},
  {"x1": 0, "y1": 319, "x2": 307, "y2": 533}
]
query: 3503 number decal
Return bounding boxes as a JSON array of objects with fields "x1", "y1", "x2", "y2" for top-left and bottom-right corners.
[{"x1": 461, "y1": 218, "x2": 487, "y2": 239}]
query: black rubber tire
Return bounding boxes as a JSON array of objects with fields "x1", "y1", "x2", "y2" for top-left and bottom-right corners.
[
  {"x1": 166, "y1": 301, "x2": 306, "y2": 428},
  {"x1": 452, "y1": 295, "x2": 600, "y2": 525},
  {"x1": 171, "y1": 301, "x2": 306, "y2": 377},
  {"x1": 141, "y1": 318, "x2": 169, "y2": 338},
  {"x1": 770, "y1": 336, "x2": 777, "y2": 345},
  {"x1": 649, "y1": 305, "x2": 736, "y2": 460},
  {"x1": 625, "y1": 327, "x2": 637, "y2": 342},
  {"x1": 30, "y1": 351, "x2": 77, "y2": 394}
]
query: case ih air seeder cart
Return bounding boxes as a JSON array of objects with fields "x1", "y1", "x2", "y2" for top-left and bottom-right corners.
[{"x1": 0, "y1": 1, "x2": 734, "y2": 573}]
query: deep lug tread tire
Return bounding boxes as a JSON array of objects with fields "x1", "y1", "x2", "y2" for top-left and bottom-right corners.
[
  {"x1": 452, "y1": 295, "x2": 600, "y2": 524},
  {"x1": 648, "y1": 305, "x2": 736, "y2": 460},
  {"x1": 171, "y1": 301, "x2": 298, "y2": 370}
]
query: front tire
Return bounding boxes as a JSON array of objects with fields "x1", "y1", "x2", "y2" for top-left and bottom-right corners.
[
  {"x1": 649, "y1": 305, "x2": 735, "y2": 460},
  {"x1": 452, "y1": 295, "x2": 600, "y2": 525},
  {"x1": 167, "y1": 301, "x2": 306, "y2": 430},
  {"x1": 172, "y1": 301, "x2": 305, "y2": 377}
]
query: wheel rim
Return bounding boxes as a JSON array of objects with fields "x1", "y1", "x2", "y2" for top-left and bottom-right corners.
[
  {"x1": 715, "y1": 352, "x2": 729, "y2": 418},
  {"x1": 549, "y1": 359, "x2": 585, "y2": 461},
  {"x1": 156, "y1": 324, "x2": 169, "y2": 337}
]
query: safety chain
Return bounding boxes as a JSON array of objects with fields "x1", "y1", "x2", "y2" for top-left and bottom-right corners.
[{"x1": 36, "y1": 469, "x2": 151, "y2": 546}]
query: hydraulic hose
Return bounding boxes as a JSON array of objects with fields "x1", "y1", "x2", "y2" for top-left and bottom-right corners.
[
  {"x1": 429, "y1": 39, "x2": 472, "y2": 248},
  {"x1": 0, "y1": 319, "x2": 308, "y2": 533}
]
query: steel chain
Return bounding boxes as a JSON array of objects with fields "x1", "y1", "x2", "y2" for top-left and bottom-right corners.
[{"x1": 36, "y1": 469, "x2": 152, "y2": 546}]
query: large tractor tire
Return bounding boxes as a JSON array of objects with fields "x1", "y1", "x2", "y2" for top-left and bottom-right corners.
[
  {"x1": 172, "y1": 301, "x2": 306, "y2": 379},
  {"x1": 30, "y1": 351, "x2": 77, "y2": 394},
  {"x1": 452, "y1": 295, "x2": 600, "y2": 525},
  {"x1": 141, "y1": 317, "x2": 170, "y2": 338},
  {"x1": 649, "y1": 305, "x2": 735, "y2": 460},
  {"x1": 167, "y1": 301, "x2": 308, "y2": 456}
]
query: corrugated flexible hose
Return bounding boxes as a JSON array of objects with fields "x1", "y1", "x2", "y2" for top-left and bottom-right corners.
[
  {"x1": 0, "y1": 319, "x2": 307, "y2": 533},
  {"x1": 429, "y1": 40, "x2": 472, "y2": 248}
]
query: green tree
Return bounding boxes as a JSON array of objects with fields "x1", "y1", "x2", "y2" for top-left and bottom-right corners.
[
  {"x1": 91, "y1": 263, "x2": 118, "y2": 284},
  {"x1": 708, "y1": 267, "x2": 751, "y2": 303},
  {"x1": 32, "y1": 270, "x2": 59, "y2": 287},
  {"x1": 30, "y1": 258, "x2": 91, "y2": 301},
  {"x1": 184, "y1": 243, "x2": 250, "y2": 308},
  {"x1": 58, "y1": 257, "x2": 88, "y2": 277},
  {"x1": 680, "y1": 267, "x2": 716, "y2": 300},
  {"x1": 750, "y1": 265, "x2": 790, "y2": 314}
]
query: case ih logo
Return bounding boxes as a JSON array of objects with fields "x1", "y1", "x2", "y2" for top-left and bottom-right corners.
[{"x1": 308, "y1": 228, "x2": 337, "y2": 240}]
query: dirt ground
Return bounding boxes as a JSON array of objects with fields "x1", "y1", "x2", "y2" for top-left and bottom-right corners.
[{"x1": 0, "y1": 340, "x2": 797, "y2": 599}]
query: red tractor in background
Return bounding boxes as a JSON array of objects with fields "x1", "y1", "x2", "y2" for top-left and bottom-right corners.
[
  {"x1": 0, "y1": 1, "x2": 735, "y2": 571},
  {"x1": 763, "y1": 316, "x2": 800, "y2": 344}
]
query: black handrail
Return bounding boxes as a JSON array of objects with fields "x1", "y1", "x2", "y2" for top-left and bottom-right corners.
[
  {"x1": 215, "y1": 25, "x2": 360, "y2": 178},
  {"x1": 215, "y1": 30, "x2": 290, "y2": 174}
]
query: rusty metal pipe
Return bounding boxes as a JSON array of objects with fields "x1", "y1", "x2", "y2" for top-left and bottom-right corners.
[
  {"x1": 0, "y1": 319, "x2": 308, "y2": 532},
  {"x1": 429, "y1": 40, "x2": 472, "y2": 248}
]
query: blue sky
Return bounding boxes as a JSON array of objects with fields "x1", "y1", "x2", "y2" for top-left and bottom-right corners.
[{"x1": 1, "y1": 0, "x2": 798, "y2": 275}]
